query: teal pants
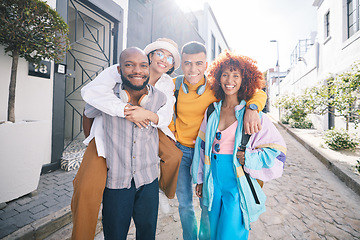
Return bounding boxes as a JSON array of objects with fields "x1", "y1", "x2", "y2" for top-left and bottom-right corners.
[{"x1": 209, "y1": 154, "x2": 249, "y2": 240}]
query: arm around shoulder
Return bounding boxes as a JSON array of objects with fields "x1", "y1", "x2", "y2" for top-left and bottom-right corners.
[
  {"x1": 246, "y1": 89, "x2": 267, "y2": 112},
  {"x1": 81, "y1": 64, "x2": 127, "y2": 117}
]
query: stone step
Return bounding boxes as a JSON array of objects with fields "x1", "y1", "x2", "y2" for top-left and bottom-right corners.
[{"x1": 2, "y1": 206, "x2": 102, "y2": 240}]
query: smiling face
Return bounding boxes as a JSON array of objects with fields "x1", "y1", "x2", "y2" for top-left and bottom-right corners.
[
  {"x1": 149, "y1": 48, "x2": 174, "y2": 74},
  {"x1": 118, "y1": 48, "x2": 150, "y2": 90},
  {"x1": 181, "y1": 52, "x2": 208, "y2": 85},
  {"x1": 220, "y1": 67, "x2": 242, "y2": 97}
]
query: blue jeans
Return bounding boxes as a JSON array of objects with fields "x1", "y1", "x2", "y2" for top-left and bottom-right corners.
[
  {"x1": 102, "y1": 179, "x2": 159, "y2": 240},
  {"x1": 176, "y1": 142, "x2": 210, "y2": 240}
]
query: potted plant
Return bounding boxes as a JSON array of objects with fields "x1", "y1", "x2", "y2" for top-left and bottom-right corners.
[{"x1": 0, "y1": 0, "x2": 70, "y2": 203}]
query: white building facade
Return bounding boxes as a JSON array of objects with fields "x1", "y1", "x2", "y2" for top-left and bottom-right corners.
[
  {"x1": 0, "y1": 0, "x2": 128, "y2": 202},
  {"x1": 276, "y1": 0, "x2": 360, "y2": 131},
  {"x1": 193, "y1": 3, "x2": 230, "y2": 62}
]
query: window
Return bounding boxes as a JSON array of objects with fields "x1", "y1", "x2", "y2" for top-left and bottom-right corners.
[
  {"x1": 218, "y1": 45, "x2": 222, "y2": 55},
  {"x1": 347, "y1": 0, "x2": 360, "y2": 38},
  {"x1": 324, "y1": 11, "x2": 330, "y2": 38},
  {"x1": 211, "y1": 34, "x2": 216, "y2": 60}
]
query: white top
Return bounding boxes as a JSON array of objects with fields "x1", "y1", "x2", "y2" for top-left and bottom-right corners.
[{"x1": 81, "y1": 64, "x2": 176, "y2": 157}]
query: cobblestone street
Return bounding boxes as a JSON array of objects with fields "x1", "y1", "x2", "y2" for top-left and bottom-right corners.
[
  {"x1": 2, "y1": 122, "x2": 360, "y2": 239},
  {"x1": 249, "y1": 125, "x2": 360, "y2": 240},
  {"x1": 95, "y1": 123, "x2": 360, "y2": 240}
]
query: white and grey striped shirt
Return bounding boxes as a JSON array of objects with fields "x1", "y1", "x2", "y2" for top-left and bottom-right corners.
[{"x1": 89, "y1": 83, "x2": 166, "y2": 189}]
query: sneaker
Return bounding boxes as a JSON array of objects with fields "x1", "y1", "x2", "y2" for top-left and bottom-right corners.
[{"x1": 159, "y1": 190, "x2": 170, "y2": 214}]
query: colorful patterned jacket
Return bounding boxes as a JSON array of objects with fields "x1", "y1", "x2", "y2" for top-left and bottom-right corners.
[{"x1": 191, "y1": 100, "x2": 287, "y2": 230}]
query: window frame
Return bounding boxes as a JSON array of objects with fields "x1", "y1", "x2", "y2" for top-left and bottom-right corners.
[
  {"x1": 347, "y1": 0, "x2": 360, "y2": 38},
  {"x1": 211, "y1": 33, "x2": 216, "y2": 61},
  {"x1": 324, "y1": 10, "x2": 330, "y2": 39}
]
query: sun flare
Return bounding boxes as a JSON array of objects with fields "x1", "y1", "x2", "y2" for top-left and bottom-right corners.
[{"x1": 175, "y1": 0, "x2": 208, "y2": 12}]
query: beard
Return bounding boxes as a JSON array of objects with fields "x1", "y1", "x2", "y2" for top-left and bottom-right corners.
[{"x1": 121, "y1": 70, "x2": 149, "y2": 91}]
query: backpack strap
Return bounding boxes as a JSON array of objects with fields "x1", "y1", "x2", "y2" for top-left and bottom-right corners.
[
  {"x1": 238, "y1": 107, "x2": 261, "y2": 204},
  {"x1": 206, "y1": 102, "x2": 215, "y2": 122},
  {"x1": 173, "y1": 75, "x2": 184, "y2": 124}
]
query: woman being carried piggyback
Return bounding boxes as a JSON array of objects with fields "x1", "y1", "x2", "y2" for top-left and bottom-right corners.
[{"x1": 191, "y1": 50, "x2": 287, "y2": 239}]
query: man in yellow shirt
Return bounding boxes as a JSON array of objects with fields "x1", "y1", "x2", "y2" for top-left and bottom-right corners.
[{"x1": 169, "y1": 41, "x2": 266, "y2": 240}]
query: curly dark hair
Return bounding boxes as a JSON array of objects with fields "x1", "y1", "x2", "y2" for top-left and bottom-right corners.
[{"x1": 207, "y1": 50, "x2": 265, "y2": 102}]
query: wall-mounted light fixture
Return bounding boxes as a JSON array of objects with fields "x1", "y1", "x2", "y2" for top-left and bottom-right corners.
[{"x1": 298, "y1": 57, "x2": 307, "y2": 66}]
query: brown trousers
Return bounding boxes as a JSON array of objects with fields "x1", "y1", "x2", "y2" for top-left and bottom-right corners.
[
  {"x1": 71, "y1": 130, "x2": 182, "y2": 239},
  {"x1": 158, "y1": 130, "x2": 183, "y2": 199},
  {"x1": 71, "y1": 139, "x2": 107, "y2": 240}
]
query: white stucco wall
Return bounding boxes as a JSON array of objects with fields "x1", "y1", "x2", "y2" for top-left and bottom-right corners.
[
  {"x1": 196, "y1": 3, "x2": 230, "y2": 63},
  {"x1": 45, "y1": 0, "x2": 56, "y2": 8},
  {"x1": 0, "y1": 46, "x2": 53, "y2": 165},
  {"x1": 316, "y1": 0, "x2": 360, "y2": 79},
  {"x1": 277, "y1": 0, "x2": 360, "y2": 131},
  {"x1": 113, "y1": 0, "x2": 129, "y2": 50},
  {"x1": 0, "y1": 0, "x2": 129, "y2": 166},
  {"x1": 280, "y1": 43, "x2": 319, "y2": 97}
]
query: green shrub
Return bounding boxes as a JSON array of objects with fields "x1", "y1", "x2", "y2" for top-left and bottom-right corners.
[
  {"x1": 275, "y1": 95, "x2": 312, "y2": 127},
  {"x1": 289, "y1": 119, "x2": 313, "y2": 129},
  {"x1": 356, "y1": 160, "x2": 360, "y2": 174},
  {"x1": 323, "y1": 128, "x2": 359, "y2": 150},
  {"x1": 281, "y1": 118, "x2": 289, "y2": 124}
]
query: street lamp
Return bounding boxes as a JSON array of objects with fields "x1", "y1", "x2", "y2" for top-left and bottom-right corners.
[
  {"x1": 270, "y1": 40, "x2": 280, "y2": 119},
  {"x1": 270, "y1": 40, "x2": 280, "y2": 95}
]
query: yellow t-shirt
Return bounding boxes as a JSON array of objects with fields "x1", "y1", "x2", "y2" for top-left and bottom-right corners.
[{"x1": 169, "y1": 76, "x2": 267, "y2": 148}]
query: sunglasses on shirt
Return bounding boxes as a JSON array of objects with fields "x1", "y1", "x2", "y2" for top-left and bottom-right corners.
[{"x1": 214, "y1": 132, "x2": 221, "y2": 152}]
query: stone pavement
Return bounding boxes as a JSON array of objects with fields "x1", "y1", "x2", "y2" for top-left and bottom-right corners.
[{"x1": 1, "y1": 121, "x2": 360, "y2": 239}]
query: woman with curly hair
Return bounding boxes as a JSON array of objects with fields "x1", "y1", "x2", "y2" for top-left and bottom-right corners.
[{"x1": 191, "y1": 50, "x2": 287, "y2": 239}]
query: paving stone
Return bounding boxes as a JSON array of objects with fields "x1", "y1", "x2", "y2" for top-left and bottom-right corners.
[
  {"x1": 33, "y1": 198, "x2": 48, "y2": 206},
  {"x1": 302, "y1": 230, "x2": 322, "y2": 240},
  {"x1": 29, "y1": 204, "x2": 47, "y2": 214},
  {"x1": 0, "y1": 209, "x2": 18, "y2": 220},
  {"x1": 55, "y1": 199, "x2": 69, "y2": 210},
  {"x1": 0, "y1": 223, "x2": 18, "y2": 239},
  {"x1": 14, "y1": 203, "x2": 33, "y2": 213},
  {"x1": 55, "y1": 195, "x2": 71, "y2": 204},
  {"x1": 16, "y1": 197, "x2": 33, "y2": 206},
  {"x1": 64, "y1": 182, "x2": 74, "y2": 189},
  {"x1": 312, "y1": 209, "x2": 334, "y2": 223},
  {"x1": 30, "y1": 208, "x2": 52, "y2": 221},
  {"x1": 53, "y1": 189, "x2": 68, "y2": 196},
  {"x1": 44, "y1": 200, "x2": 60, "y2": 208},
  {"x1": 343, "y1": 216, "x2": 360, "y2": 231},
  {"x1": 65, "y1": 192, "x2": 73, "y2": 198},
  {"x1": 42, "y1": 193, "x2": 58, "y2": 200},
  {"x1": 13, "y1": 211, "x2": 33, "y2": 228},
  {"x1": 325, "y1": 221, "x2": 354, "y2": 239},
  {"x1": 340, "y1": 224, "x2": 360, "y2": 239}
]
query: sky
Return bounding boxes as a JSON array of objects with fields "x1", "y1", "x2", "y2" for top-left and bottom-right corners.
[{"x1": 175, "y1": 0, "x2": 318, "y2": 72}]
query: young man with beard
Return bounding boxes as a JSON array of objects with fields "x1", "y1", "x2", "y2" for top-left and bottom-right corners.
[{"x1": 82, "y1": 47, "x2": 166, "y2": 239}]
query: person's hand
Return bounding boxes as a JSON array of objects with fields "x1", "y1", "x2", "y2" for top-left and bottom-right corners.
[
  {"x1": 124, "y1": 106, "x2": 150, "y2": 128},
  {"x1": 244, "y1": 108, "x2": 261, "y2": 135},
  {"x1": 195, "y1": 184, "x2": 203, "y2": 198},
  {"x1": 236, "y1": 148, "x2": 245, "y2": 165}
]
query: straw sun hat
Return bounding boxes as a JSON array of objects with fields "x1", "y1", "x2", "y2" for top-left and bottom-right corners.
[{"x1": 144, "y1": 38, "x2": 181, "y2": 70}]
